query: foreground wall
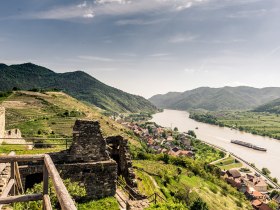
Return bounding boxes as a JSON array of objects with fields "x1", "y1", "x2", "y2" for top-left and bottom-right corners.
[{"x1": 19, "y1": 120, "x2": 118, "y2": 200}]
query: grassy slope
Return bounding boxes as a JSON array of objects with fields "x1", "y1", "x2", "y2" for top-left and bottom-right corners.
[
  {"x1": 134, "y1": 160, "x2": 252, "y2": 210},
  {"x1": 0, "y1": 91, "x2": 141, "y2": 154}
]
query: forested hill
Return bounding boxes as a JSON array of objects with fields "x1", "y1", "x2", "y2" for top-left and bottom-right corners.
[
  {"x1": 254, "y1": 98, "x2": 280, "y2": 114},
  {"x1": 0, "y1": 63, "x2": 157, "y2": 113},
  {"x1": 149, "y1": 86, "x2": 280, "y2": 111}
]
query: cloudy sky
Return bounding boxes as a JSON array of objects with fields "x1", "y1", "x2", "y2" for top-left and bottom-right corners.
[{"x1": 1, "y1": 0, "x2": 280, "y2": 98}]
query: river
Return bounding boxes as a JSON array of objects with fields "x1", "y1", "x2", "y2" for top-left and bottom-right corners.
[{"x1": 151, "y1": 109, "x2": 280, "y2": 180}]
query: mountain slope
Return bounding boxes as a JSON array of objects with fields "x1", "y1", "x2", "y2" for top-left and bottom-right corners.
[
  {"x1": 149, "y1": 86, "x2": 280, "y2": 111},
  {"x1": 0, "y1": 63, "x2": 157, "y2": 113},
  {"x1": 254, "y1": 98, "x2": 280, "y2": 114}
]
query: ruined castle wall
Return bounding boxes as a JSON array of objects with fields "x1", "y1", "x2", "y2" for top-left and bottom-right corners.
[
  {"x1": 19, "y1": 120, "x2": 118, "y2": 200},
  {"x1": 69, "y1": 120, "x2": 110, "y2": 162},
  {"x1": 0, "y1": 107, "x2": 5, "y2": 144},
  {"x1": 19, "y1": 160, "x2": 117, "y2": 200},
  {"x1": 106, "y1": 136, "x2": 137, "y2": 187}
]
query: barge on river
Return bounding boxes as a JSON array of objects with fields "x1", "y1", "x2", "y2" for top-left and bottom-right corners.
[{"x1": 230, "y1": 140, "x2": 267, "y2": 152}]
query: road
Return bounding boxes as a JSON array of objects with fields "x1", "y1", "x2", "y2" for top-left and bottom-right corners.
[{"x1": 198, "y1": 139, "x2": 280, "y2": 190}]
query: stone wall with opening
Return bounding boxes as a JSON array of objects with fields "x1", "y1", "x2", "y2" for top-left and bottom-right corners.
[{"x1": 19, "y1": 120, "x2": 118, "y2": 200}]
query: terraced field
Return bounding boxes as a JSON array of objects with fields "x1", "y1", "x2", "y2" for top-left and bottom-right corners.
[
  {"x1": 0, "y1": 91, "x2": 141, "y2": 154},
  {"x1": 133, "y1": 160, "x2": 252, "y2": 210}
]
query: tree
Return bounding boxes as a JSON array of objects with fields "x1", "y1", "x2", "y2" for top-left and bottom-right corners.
[
  {"x1": 190, "y1": 198, "x2": 209, "y2": 210},
  {"x1": 174, "y1": 127, "x2": 179, "y2": 132},
  {"x1": 262, "y1": 167, "x2": 271, "y2": 176},
  {"x1": 268, "y1": 201, "x2": 278, "y2": 210},
  {"x1": 187, "y1": 130, "x2": 196, "y2": 138}
]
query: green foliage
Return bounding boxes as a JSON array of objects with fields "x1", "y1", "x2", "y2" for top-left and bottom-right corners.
[
  {"x1": 149, "y1": 86, "x2": 280, "y2": 111},
  {"x1": 190, "y1": 198, "x2": 209, "y2": 210},
  {"x1": 78, "y1": 197, "x2": 119, "y2": 210},
  {"x1": 270, "y1": 190, "x2": 280, "y2": 199},
  {"x1": 0, "y1": 63, "x2": 158, "y2": 113},
  {"x1": 268, "y1": 200, "x2": 278, "y2": 210},
  {"x1": 254, "y1": 98, "x2": 280, "y2": 114},
  {"x1": 14, "y1": 179, "x2": 86, "y2": 210},
  {"x1": 146, "y1": 202, "x2": 189, "y2": 210},
  {"x1": 187, "y1": 130, "x2": 196, "y2": 138},
  {"x1": 190, "y1": 110, "x2": 280, "y2": 140},
  {"x1": 262, "y1": 167, "x2": 271, "y2": 175}
]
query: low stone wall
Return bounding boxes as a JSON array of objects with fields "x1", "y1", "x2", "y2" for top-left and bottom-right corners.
[{"x1": 19, "y1": 159, "x2": 117, "y2": 200}]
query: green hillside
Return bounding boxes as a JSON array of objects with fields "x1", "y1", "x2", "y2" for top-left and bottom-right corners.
[
  {"x1": 0, "y1": 90, "x2": 141, "y2": 154},
  {"x1": 0, "y1": 63, "x2": 157, "y2": 113},
  {"x1": 149, "y1": 86, "x2": 280, "y2": 111},
  {"x1": 0, "y1": 91, "x2": 253, "y2": 209},
  {"x1": 254, "y1": 98, "x2": 280, "y2": 114}
]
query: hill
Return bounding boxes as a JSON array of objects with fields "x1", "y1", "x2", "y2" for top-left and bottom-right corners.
[
  {"x1": 0, "y1": 91, "x2": 253, "y2": 209},
  {"x1": 0, "y1": 63, "x2": 157, "y2": 113},
  {"x1": 0, "y1": 91, "x2": 141, "y2": 151},
  {"x1": 254, "y1": 98, "x2": 280, "y2": 114},
  {"x1": 149, "y1": 86, "x2": 280, "y2": 111}
]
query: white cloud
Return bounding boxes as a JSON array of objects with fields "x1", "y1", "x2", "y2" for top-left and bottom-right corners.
[
  {"x1": 17, "y1": 0, "x2": 209, "y2": 20},
  {"x1": 169, "y1": 33, "x2": 197, "y2": 43},
  {"x1": 78, "y1": 55, "x2": 114, "y2": 62},
  {"x1": 77, "y1": 1, "x2": 87, "y2": 8},
  {"x1": 149, "y1": 53, "x2": 169, "y2": 57},
  {"x1": 83, "y1": 13, "x2": 95, "y2": 18},
  {"x1": 115, "y1": 18, "x2": 166, "y2": 26}
]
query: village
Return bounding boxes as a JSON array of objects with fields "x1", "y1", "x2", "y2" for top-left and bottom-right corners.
[{"x1": 115, "y1": 113, "x2": 280, "y2": 210}]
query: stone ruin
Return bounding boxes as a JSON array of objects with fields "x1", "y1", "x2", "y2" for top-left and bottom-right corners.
[
  {"x1": 19, "y1": 120, "x2": 138, "y2": 200},
  {"x1": 0, "y1": 107, "x2": 5, "y2": 143}
]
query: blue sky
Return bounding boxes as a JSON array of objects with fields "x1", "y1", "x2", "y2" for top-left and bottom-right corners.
[{"x1": 1, "y1": 0, "x2": 280, "y2": 98}]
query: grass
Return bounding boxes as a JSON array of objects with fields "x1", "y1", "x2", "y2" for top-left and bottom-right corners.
[
  {"x1": 192, "y1": 139, "x2": 225, "y2": 163},
  {"x1": 0, "y1": 91, "x2": 142, "y2": 154},
  {"x1": 78, "y1": 197, "x2": 119, "y2": 210},
  {"x1": 214, "y1": 156, "x2": 243, "y2": 170},
  {"x1": 191, "y1": 110, "x2": 280, "y2": 140},
  {"x1": 133, "y1": 160, "x2": 252, "y2": 210}
]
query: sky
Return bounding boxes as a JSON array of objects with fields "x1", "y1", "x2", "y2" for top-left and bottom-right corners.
[{"x1": 0, "y1": 0, "x2": 280, "y2": 98}]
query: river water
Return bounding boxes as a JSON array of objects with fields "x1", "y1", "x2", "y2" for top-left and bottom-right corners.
[{"x1": 151, "y1": 109, "x2": 280, "y2": 180}]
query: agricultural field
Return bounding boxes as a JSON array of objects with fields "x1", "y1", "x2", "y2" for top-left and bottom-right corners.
[
  {"x1": 214, "y1": 156, "x2": 243, "y2": 170},
  {"x1": 0, "y1": 91, "x2": 142, "y2": 154},
  {"x1": 133, "y1": 160, "x2": 252, "y2": 210},
  {"x1": 190, "y1": 111, "x2": 280, "y2": 140}
]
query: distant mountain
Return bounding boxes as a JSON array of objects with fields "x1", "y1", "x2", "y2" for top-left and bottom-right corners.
[
  {"x1": 0, "y1": 63, "x2": 157, "y2": 113},
  {"x1": 149, "y1": 86, "x2": 280, "y2": 111},
  {"x1": 254, "y1": 98, "x2": 280, "y2": 114}
]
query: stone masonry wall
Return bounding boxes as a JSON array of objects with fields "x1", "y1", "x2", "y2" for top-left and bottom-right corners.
[
  {"x1": 0, "y1": 107, "x2": 5, "y2": 144},
  {"x1": 19, "y1": 160, "x2": 117, "y2": 200},
  {"x1": 19, "y1": 120, "x2": 118, "y2": 200}
]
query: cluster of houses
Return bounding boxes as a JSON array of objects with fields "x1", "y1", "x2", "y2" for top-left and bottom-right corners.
[
  {"x1": 120, "y1": 121, "x2": 195, "y2": 159},
  {"x1": 223, "y1": 169, "x2": 280, "y2": 210}
]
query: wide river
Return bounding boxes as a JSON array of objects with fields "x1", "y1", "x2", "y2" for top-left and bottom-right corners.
[{"x1": 152, "y1": 109, "x2": 280, "y2": 180}]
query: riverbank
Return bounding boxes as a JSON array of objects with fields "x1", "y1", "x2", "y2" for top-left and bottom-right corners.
[
  {"x1": 189, "y1": 110, "x2": 280, "y2": 140},
  {"x1": 151, "y1": 109, "x2": 280, "y2": 181}
]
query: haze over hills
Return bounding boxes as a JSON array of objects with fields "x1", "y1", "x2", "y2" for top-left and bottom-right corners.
[
  {"x1": 254, "y1": 98, "x2": 280, "y2": 114},
  {"x1": 149, "y1": 86, "x2": 280, "y2": 111},
  {"x1": 0, "y1": 63, "x2": 157, "y2": 113}
]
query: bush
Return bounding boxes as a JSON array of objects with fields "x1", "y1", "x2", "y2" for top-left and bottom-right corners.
[{"x1": 14, "y1": 179, "x2": 86, "y2": 210}]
